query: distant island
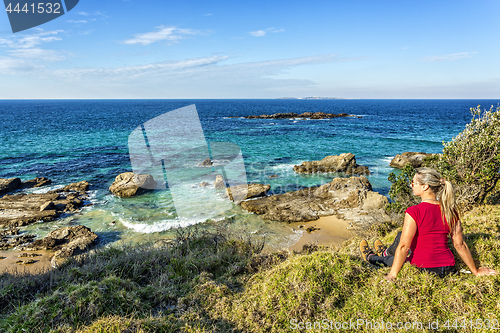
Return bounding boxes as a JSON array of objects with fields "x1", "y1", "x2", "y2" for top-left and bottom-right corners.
[{"x1": 275, "y1": 97, "x2": 348, "y2": 100}]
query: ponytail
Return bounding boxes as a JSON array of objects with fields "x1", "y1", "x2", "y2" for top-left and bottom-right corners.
[
  {"x1": 415, "y1": 167, "x2": 461, "y2": 233},
  {"x1": 438, "y1": 180, "x2": 461, "y2": 233}
]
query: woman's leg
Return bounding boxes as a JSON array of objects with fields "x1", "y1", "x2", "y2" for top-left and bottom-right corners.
[
  {"x1": 386, "y1": 231, "x2": 402, "y2": 257},
  {"x1": 368, "y1": 254, "x2": 394, "y2": 267}
]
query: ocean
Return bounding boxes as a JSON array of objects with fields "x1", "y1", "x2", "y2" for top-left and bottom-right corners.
[{"x1": 1, "y1": 99, "x2": 498, "y2": 249}]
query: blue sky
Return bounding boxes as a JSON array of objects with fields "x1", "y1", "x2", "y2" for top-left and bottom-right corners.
[{"x1": 0, "y1": 0, "x2": 499, "y2": 98}]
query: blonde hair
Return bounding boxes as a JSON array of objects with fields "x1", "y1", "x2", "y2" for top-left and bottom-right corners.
[{"x1": 415, "y1": 167, "x2": 461, "y2": 233}]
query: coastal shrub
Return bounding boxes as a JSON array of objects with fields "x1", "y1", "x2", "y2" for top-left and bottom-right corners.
[
  {"x1": 386, "y1": 105, "x2": 500, "y2": 215},
  {"x1": 385, "y1": 164, "x2": 418, "y2": 217},
  {"x1": 436, "y1": 105, "x2": 500, "y2": 208}
]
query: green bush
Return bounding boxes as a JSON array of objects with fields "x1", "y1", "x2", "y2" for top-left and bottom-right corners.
[
  {"x1": 387, "y1": 105, "x2": 500, "y2": 214},
  {"x1": 437, "y1": 105, "x2": 500, "y2": 207},
  {"x1": 385, "y1": 164, "x2": 418, "y2": 217}
]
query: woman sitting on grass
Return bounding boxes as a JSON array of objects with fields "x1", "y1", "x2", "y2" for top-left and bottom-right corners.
[{"x1": 359, "y1": 167, "x2": 497, "y2": 280}]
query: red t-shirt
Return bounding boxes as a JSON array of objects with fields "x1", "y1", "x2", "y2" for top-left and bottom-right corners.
[{"x1": 405, "y1": 202, "x2": 455, "y2": 268}]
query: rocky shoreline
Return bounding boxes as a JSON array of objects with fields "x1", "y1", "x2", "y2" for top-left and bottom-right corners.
[
  {"x1": 0, "y1": 150, "x2": 429, "y2": 269},
  {"x1": 0, "y1": 177, "x2": 98, "y2": 270}
]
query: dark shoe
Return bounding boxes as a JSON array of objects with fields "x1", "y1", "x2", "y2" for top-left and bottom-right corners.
[
  {"x1": 374, "y1": 239, "x2": 387, "y2": 257},
  {"x1": 359, "y1": 239, "x2": 374, "y2": 263}
]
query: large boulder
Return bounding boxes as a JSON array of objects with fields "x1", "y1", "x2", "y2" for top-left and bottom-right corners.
[
  {"x1": 293, "y1": 153, "x2": 370, "y2": 175},
  {"x1": 109, "y1": 172, "x2": 156, "y2": 198},
  {"x1": 389, "y1": 152, "x2": 434, "y2": 169},
  {"x1": 240, "y1": 176, "x2": 389, "y2": 227},
  {"x1": 225, "y1": 183, "x2": 271, "y2": 203},
  {"x1": 0, "y1": 181, "x2": 90, "y2": 228},
  {"x1": 0, "y1": 178, "x2": 22, "y2": 196}
]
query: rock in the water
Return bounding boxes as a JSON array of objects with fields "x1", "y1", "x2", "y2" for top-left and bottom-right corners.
[
  {"x1": 21, "y1": 177, "x2": 52, "y2": 189},
  {"x1": 199, "y1": 158, "x2": 213, "y2": 167},
  {"x1": 389, "y1": 152, "x2": 434, "y2": 169},
  {"x1": 200, "y1": 182, "x2": 210, "y2": 187},
  {"x1": 0, "y1": 181, "x2": 89, "y2": 228},
  {"x1": 240, "y1": 176, "x2": 388, "y2": 227},
  {"x1": 244, "y1": 112, "x2": 356, "y2": 119},
  {"x1": 293, "y1": 153, "x2": 370, "y2": 175},
  {"x1": 214, "y1": 175, "x2": 226, "y2": 189},
  {"x1": 224, "y1": 183, "x2": 271, "y2": 203},
  {"x1": 109, "y1": 172, "x2": 156, "y2": 198},
  {"x1": 0, "y1": 177, "x2": 53, "y2": 197},
  {"x1": 56, "y1": 181, "x2": 89, "y2": 193},
  {"x1": 0, "y1": 228, "x2": 19, "y2": 236}
]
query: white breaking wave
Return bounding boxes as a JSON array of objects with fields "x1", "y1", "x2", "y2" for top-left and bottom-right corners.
[
  {"x1": 120, "y1": 217, "x2": 199, "y2": 233},
  {"x1": 271, "y1": 163, "x2": 296, "y2": 171}
]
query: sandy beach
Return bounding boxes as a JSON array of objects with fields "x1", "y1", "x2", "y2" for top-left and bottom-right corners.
[
  {"x1": 288, "y1": 215, "x2": 352, "y2": 252},
  {"x1": 0, "y1": 250, "x2": 54, "y2": 275}
]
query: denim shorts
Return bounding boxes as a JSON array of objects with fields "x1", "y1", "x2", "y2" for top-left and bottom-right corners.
[{"x1": 419, "y1": 265, "x2": 457, "y2": 278}]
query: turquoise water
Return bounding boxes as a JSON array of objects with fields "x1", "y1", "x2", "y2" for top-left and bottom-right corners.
[{"x1": 1, "y1": 99, "x2": 498, "y2": 249}]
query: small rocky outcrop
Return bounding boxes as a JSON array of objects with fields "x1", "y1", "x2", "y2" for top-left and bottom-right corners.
[
  {"x1": 0, "y1": 177, "x2": 52, "y2": 197},
  {"x1": 0, "y1": 181, "x2": 90, "y2": 228},
  {"x1": 240, "y1": 176, "x2": 389, "y2": 227},
  {"x1": 19, "y1": 225, "x2": 98, "y2": 267},
  {"x1": 389, "y1": 152, "x2": 434, "y2": 169},
  {"x1": 244, "y1": 112, "x2": 355, "y2": 119},
  {"x1": 293, "y1": 153, "x2": 370, "y2": 175},
  {"x1": 199, "y1": 158, "x2": 213, "y2": 167},
  {"x1": 224, "y1": 183, "x2": 271, "y2": 203},
  {"x1": 109, "y1": 172, "x2": 156, "y2": 198},
  {"x1": 214, "y1": 175, "x2": 226, "y2": 189}
]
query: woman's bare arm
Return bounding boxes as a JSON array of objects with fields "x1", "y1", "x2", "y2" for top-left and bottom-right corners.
[
  {"x1": 452, "y1": 222, "x2": 497, "y2": 276},
  {"x1": 385, "y1": 213, "x2": 417, "y2": 281}
]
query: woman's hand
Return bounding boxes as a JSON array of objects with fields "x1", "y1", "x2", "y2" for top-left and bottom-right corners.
[
  {"x1": 384, "y1": 274, "x2": 396, "y2": 282},
  {"x1": 474, "y1": 267, "x2": 498, "y2": 276}
]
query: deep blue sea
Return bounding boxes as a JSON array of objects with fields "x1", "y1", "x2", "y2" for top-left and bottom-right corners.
[{"x1": 1, "y1": 99, "x2": 499, "y2": 249}]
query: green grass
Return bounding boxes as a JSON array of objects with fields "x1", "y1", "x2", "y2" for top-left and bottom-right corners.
[{"x1": 1, "y1": 206, "x2": 499, "y2": 333}]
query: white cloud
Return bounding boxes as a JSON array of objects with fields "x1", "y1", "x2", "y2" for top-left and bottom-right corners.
[
  {"x1": 249, "y1": 30, "x2": 266, "y2": 37},
  {"x1": 8, "y1": 48, "x2": 66, "y2": 61},
  {"x1": 268, "y1": 28, "x2": 284, "y2": 33},
  {"x1": 204, "y1": 13, "x2": 212, "y2": 16},
  {"x1": 78, "y1": 11, "x2": 89, "y2": 16},
  {"x1": 123, "y1": 26, "x2": 200, "y2": 46},
  {"x1": 0, "y1": 52, "x2": 366, "y2": 99},
  {"x1": 0, "y1": 57, "x2": 44, "y2": 75},
  {"x1": 0, "y1": 30, "x2": 65, "y2": 61},
  {"x1": 67, "y1": 20, "x2": 88, "y2": 23},
  {"x1": 419, "y1": 52, "x2": 477, "y2": 62},
  {"x1": 249, "y1": 28, "x2": 285, "y2": 37},
  {"x1": 51, "y1": 55, "x2": 229, "y2": 78}
]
